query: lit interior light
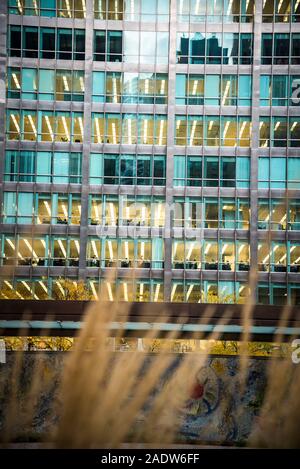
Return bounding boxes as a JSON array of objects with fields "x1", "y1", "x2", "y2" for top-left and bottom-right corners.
[
  {"x1": 160, "y1": 80, "x2": 165, "y2": 95},
  {"x1": 24, "y1": 238, "x2": 38, "y2": 259},
  {"x1": 226, "y1": 0, "x2": 233, "y2": 15},
  {"x1": 143, "y1": 119, "x2": 148, "y2": 144},
  {"x1": 140, "y1": 242, "x2": 145, "y2": 258},
  {"x1": 90, "y1": 281, "x2": 98, "y2": 300},
  {"x1": 238, "y1": 244, "x2": 245, "y2": 254},
  {"x1": 112, "y1": 122, "x2": 117, "y2": 144},
  {"x1": 186, "y1": 284, "x2": 194, "y2": 301},
  {"x1": 279, "y1": 254, "x2": 287, "y2": 263},
  {"x1": 93, "y1": 201, "x2": 100, "y2": 221},
  {"x1": 295, "y1": 256, "x2": 300, "y2": 264},
  {"x1": 187, "y1": 243, "x2": 194, "y2": 260},
  {"x1": 258, "y1": 244, "x2": 262, "y2": 250},
  {"x1": 125, "y1": 241, "x2": 129, "y2": 259},
  {"x1": 11, "y1": 114, "x2": 20, "y2": 134},
  {"x1": 95, "y1": 118, "x2": 101, "y2": 143},
  {"x1": 91, "y1": 240, "x2": 98, "y2": 258},
  {"x1": 222, "y1": 80, "x2": 231, "y2": 105},
  {"x1": 158, "y1": 120, "x2": 164, "y2": 146},
  {"x1": 156, "y1": 203, "x2": 162, "y2": 224},
  {"x1": 28, "y1": 114, "x2": 37, "y2": 138},
  {"x1": 208, "y1": 120, "x2": 214, "y2": 131},
  {"x1": 108, "y1": 240, "x2": 114, "y2": 260},
  {"x1": 222, "y1": 120, "x2": 230, "y2": 139},
  {"x1": 109, "y1": 203, "x2": 116, "y2": 225},
  {"x1": 6, "y1": 239, "x2": 15, "y2": 250},
  {"x1": 125, "y1": 206, "x2": 130, "y2": 220},
  {"x1": 222, "y1": 243, "x2": 228, "y2": 254},
  {"x1": 195, "y1": 0, "x2": 200, "y2": 15},
  {"x1": 189, "y1": 120, "x2": 197, "y2": 146},
  {"x1": 141, "y1": 206, "x2": 146, "y2": 222},
  {"x1": 173, "y1": 242, "x2": 178, "y2": 258},
  {"x1": 43, "y1": 200, "x2": 51, "y2": 216},
  {"x1": 61, "y1": 203, "x2": 68, "y2": 218},
  {"x1": 56, "y1": 281, "x2": 65, "y2": 296},
  {"x1": 58, "y1": 240, "x2": 67, "y2": 258},
  {"x1": 263, "y1": 0, "x2": 267, "y2": 8},
  {"x1": 64, "y1": 0, "x2": 71, "y2": 17},
  {"x1": 45, "y1": 115, "x2": 54, "y2": 141},
  {"x1": 74, "y1": 240, "x2": 80, "y2": 254},
  {"x1": 106, "y1": 282, "x2": 113, "y2": 301},
  {"x1": 171, "y1": 284, "x2": 177, "y2": 302},
  {"x1": 79, "y1": 76, "x2": 85, "y2": 92},
  {"x1": 205, "y1": 243, "x2": 211, "y2": 255},
  {"x1": 264, "y1": 213, "x2": 270, "y2": 222},
  {"x1": 123, "y1": 282, "x2": 128, "y2": 302},
  {"x1": 176, "y1": 119, "x2": 181, "y2": 130},
  {"x1": 127, "y1": 118, "x2": 132, "y2": 144},
  {"x1": 280, "y1": 214, "x2": 287, "y2": 223},
  {"x1": 274, "y1": 121, "x2": 281, "y2": 131},
  {"x1": 81, "y1": 0, "x2": 86, "y2": 18},
  {"x1": 259, "y1": 121, "x2": 264, "y2": 129},
  {"x1": 12, "y1": 73, "x2": 20, "y2": 90},
  {"x1": 291, "y1": 122, "x2": 298, "y2": 132},
  {"x1": 239, "y1": 121, "x2": 247, "y2": 139},
  {"x1": 112, "y1": 77, "x2": 118, "y2": 103},
  {"x1": 39, "y1": 281, "x2": 48, "y2": 293},
  {"x1": 130, "y1": 0, "x2": 135, "y2": 19},
  {"x1": 154, "y1": 283, "x2": 160, "y2": 302},
  {"x1": 263, "y1": 245, "x2": 279, "y2": 264},
  {"x1": 63, "y1": 76, "x2": 70, "y2": 92},
  {"x1": 296, "y1": 0, "x2": 300, "y2": 10},
  {"x1": 78, "y1": 117, "x2": 84, "y2": 140},
  {"x1": 33, "y1": 0, "x2": 38, "y2": 15},
  {"x1": 139, "y1": 283, "x2": 144, "y2": 297},
  {"x1": 192, "y1": 80, "x2": 198, "y2": 96},
  {"x1": 62, "y1": 116, "x2": 70, "y2": 141},
  {"x1": 144, "y1": 79, "x2": 149, "y2": 94},
  {"x1": 239, "y1": 285, "x2": 245, "y2": 293},
  {"x1": 277, "y1": 0, "x2": 283, "y2": 12},
  {"x1": 114, "y1": 0, "x2": 118, "y2": 20},
  {"x1": 246, "y1": 0, "x2": 250, "y2": 12},
  {"x1": 4, "y1": 280, "x2": 13, "y2": 289},
  {"x1": 21, "y1": 280, "x2": 31, "y2": 292},
  {"x1": 17, "y1": 0, "x2": 23, "y2": 14},
  {"x1": 179, "y1": 0, "x2": 183, "y2": 15}
]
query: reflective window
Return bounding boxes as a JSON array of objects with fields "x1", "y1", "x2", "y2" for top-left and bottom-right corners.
[
  {"x1": 176, "y1": 32, "x2": 253, "y2": 64},
  {"x1": 177, "y1": 0, "x2": 254, "y2": 23},
  {"x1": 262, "y1": 33, "x2": 300, "y2": 64},
  {"x1": 259, "y1": 117, "x2": 300, "y2": 147},
  {"x1": 89, "y1": 154, "x2": 166, "y2": 186},
  {"x1": 8, "y1": 26, "x2": 85, "y2": 59}
]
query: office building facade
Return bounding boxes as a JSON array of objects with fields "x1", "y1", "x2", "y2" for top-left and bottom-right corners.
[{"x1": 0, "y1": 0, "x2": 299, "y2": 305}]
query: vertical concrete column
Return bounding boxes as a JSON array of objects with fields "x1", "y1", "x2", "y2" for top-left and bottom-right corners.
[
  {"x1": 249, "y1": 0, "x2": 262, "y2": 300},
  {"x1": 78, "y1": 0, "x2": 94, "y2": 280},
  {"x1": 163, "y1": 0, "x2": 177, "y2": 301}
]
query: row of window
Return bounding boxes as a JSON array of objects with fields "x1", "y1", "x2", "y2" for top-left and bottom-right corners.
[
  {"x1": 4, "y1": 151, "x2": 165, "y2": 185},
  {"x1": 9, "y1": 0, "x2": 300, "y2": 26},
  {"x1": 8, "y1": 0, "x2": 170, "y2": 22},
  {"x1": 262, "y1": 33, "x2": 300, "y2": 64},
  {"x1": 176, "y1": 32, "x2": 253, "y2": 64},
  {"x1": 260, "y1": 117, "x2": 300, "y2": 147},
  {"x1": 1, "y1": 276, "x2": 299, "y2": 305},
  {"x1": 8, "y1": 26, "x2": 85, "y2": 60},
  {"x1": 9, "y1": 28, "x2": 300, "y2": 66},
  {"x1": 2, "y1": 193, "x2": 250, "y2": 229},
  {"x1": 1, "y1": 235, "x2": 165, "y2": 269},
  {"x1": 174, "y1": 156, "x2": 300, "y2": 190},
  {"x1": 4, "y1": 152, "x2": 300, "y2": 191},
  {"x1": 3, "y1": 192, "x2": 300, "y2": 232},
  {"x1": 8, "y1": 69, "x2": 300, "y2": 110},
  {"x1": 175, "y1": 115, "x2": 252, "y2": 147},
  {"x1": 2, "y1": 234, "x2": 300, "y2": 273},
  {"x1": 7, "y1": 110, "x2": 84, "y2": 142},
  {"x1": 7, "y1": 68, "x2": 85, "y2": 101}
]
